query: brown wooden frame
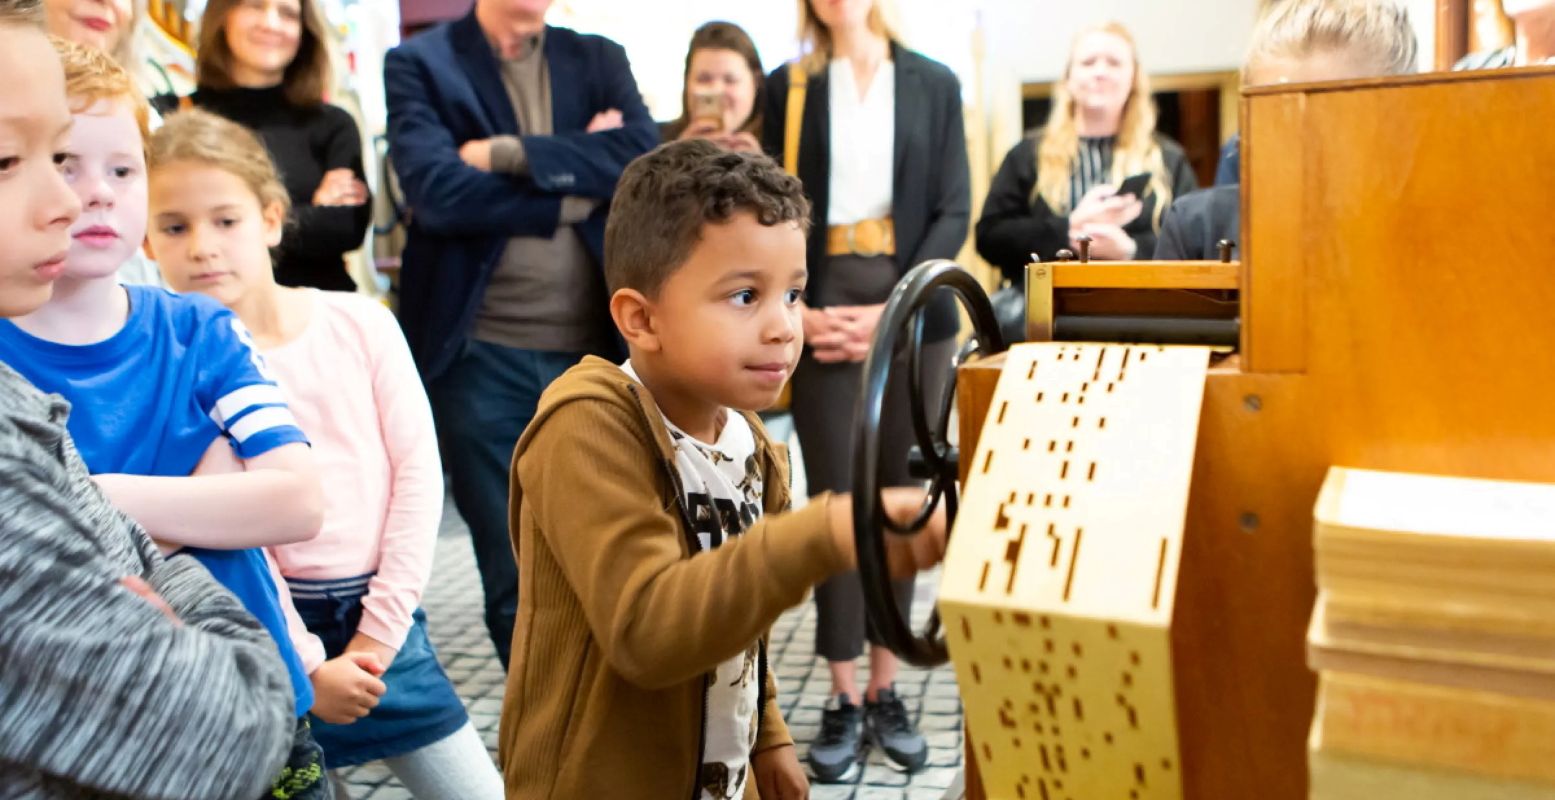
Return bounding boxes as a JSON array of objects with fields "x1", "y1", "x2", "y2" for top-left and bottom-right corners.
[{"x1": 1439, "y1": 0, "x2": 1471, "y2": 69}]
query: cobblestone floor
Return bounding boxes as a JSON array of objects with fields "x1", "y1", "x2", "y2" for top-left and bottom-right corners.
[{"x1": 338, "y1": 502, "x2": 965, "y2": 799}]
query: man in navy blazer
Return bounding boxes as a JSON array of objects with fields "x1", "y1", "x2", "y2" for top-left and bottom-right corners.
[{"x1": 385, "y1": 0, "x2": 656, "y2": 666}]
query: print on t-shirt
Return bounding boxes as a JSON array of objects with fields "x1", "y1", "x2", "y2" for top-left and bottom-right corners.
[
  {"x1": 684, "y1": 439, "x2": 763, "y2": 550},
  {"x1": 618, "y1": 361, "x2": 767, "y2": 800}
]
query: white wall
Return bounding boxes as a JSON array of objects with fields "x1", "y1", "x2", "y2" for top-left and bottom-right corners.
[
  {"x1": 1404, "y1": 0, "x2": 1437, "y2": 69},
  {"x1": 547, "y1": 1, "x2": 800, "y2": 122},
  {"x1": 545, "y1": 0, "x2": 1269, "y2": 121},
  {"x1": 543, "y1": 0, "x2": 1436, "y2": 167},
  {"x1": 542, "y1": 0, "x2": 1024, "y2": 122},
  {"x1": 973, "y1": 0, "x2": 1258, "y2": 162},
  {"x1": 982, "y1": 0, "x2": 1261, "y2": 84}
]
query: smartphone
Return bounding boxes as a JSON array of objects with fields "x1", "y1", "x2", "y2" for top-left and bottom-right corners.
[
  {"x1": 1116, "y1": 172, "x2": 1152, "y2": 199},
  {"x1": 690, "y1": 90, "x2": 726, "y2": 131}
]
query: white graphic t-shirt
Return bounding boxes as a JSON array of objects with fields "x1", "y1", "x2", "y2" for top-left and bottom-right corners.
[{"x1": 621, "y1": 362, "x2": 764, "y2": 800}]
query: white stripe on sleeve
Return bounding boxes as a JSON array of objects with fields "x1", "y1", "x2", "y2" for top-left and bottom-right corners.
[
  {"x1": 209, "y1": 384, "x2": 290, "y2": 428},
  {"x1": 225, "y1": 406, "x2": 300, "y2": 444}
]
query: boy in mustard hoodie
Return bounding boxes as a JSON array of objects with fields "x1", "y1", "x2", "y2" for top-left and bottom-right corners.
[{"x1": 499, "y1": 139, "x2": 948, "y2": 799}]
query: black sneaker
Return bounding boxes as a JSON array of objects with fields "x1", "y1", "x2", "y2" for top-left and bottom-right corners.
[
  {"x1": 807, "y1": 694, "x2": 864, "y2": 783},
  {"x1": 864, "y1": 686, "x2": 928, "y2": 772}
]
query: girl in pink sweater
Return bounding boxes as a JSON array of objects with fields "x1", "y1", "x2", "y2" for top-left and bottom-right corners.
[{"x1": 147, "y1": 109, "x2": 502, "y2": 797}]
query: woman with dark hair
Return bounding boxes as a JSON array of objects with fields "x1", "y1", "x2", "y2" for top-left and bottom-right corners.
[
  {"x1": 182, "y1": 0, "x2": 370, "y2": 291},
  {"x1": 764, "y1": 0, "x2": 969, "y2": 784},
  {"x1": 662, "y1": 20, "x2": 765, "y2": 154}
]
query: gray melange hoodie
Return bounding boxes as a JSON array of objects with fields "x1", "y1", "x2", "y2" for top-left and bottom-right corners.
[{"x1": 0, "y1": 362, "x2": 292, "y2": 799}]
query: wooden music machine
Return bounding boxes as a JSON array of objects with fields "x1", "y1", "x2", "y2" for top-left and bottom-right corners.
[{"x1": 849, "y1": 66, "x2": 1555, "y2": 800}]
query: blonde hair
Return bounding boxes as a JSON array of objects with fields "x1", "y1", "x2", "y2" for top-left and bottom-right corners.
[
  {"x1": 1244, "y1": 0, "x2": 1418, "y2": 82},
  {"x1": 796, "y1": 0, "x2": 899, "y2": 73},
  {"x1": 53, "y1": 36, "x2": 151, "y2": 153},
  {"x1": 149, "y1": 108, "x2": 290, "y2": 216},
  {"x1": 1036, "y1": 22, "x2": 1171, "y2": 227}
]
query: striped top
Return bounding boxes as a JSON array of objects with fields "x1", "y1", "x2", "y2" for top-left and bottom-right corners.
[
  {"x1": 0, "y1": 361, "x2": 293, "y2": 798},
  {"x1": 0, "y1": 286, "x2": 309, "y2": 470},
  {"x1": 1070, "y1": 136, "x2": 1117, "y2": 208},
  {"x1": 1454, "y1": 46, "x2": 1516, "y2": 70}
]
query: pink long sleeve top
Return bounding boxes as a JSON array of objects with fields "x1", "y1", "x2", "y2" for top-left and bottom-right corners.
[{"x1": 264, "y1": 290, "x2": 443, "y2": 667}]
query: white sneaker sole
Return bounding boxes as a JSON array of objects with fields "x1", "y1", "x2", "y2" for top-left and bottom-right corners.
[{"x1": 806, "y1": 757, "x2": 862, "y2": 784}]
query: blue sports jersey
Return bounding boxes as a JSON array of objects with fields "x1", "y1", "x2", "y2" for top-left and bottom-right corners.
[{"x1": 0, "y1": 285, "x2": 315, "y2": 715}]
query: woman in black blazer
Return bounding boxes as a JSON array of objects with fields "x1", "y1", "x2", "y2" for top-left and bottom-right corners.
[{"x1": 763, "y1": 0, "x2": 969, "y2": 783}]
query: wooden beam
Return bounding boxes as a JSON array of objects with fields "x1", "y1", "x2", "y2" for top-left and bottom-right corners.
[
  {"x1": 1438, "y1": 0, "x2": 1471, "y2": 70},
  {"x1": 1051, "y1": 262, "x2": 1241, "y2": 291}
]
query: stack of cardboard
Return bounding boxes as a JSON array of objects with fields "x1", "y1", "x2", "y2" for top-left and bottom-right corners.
[{"x1": 1307, "y1": 467, "x2": 1555, "y2": 799}]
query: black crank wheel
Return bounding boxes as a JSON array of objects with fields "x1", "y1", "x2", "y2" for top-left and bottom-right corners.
[{"x1": 850, "y1": 260, "x2": 1007, "y2": 667}]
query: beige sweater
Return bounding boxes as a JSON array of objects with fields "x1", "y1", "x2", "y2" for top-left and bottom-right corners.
[{"x1": 500, "y1": 357, "x2": 847, "y2": 799}]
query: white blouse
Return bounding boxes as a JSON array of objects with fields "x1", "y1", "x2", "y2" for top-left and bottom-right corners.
[{"x1": 827, "y1": 58, "x2": 895, "y2": 226}]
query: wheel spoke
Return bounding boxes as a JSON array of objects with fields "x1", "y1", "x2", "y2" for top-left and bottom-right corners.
[{"x1": 850, "y1": 260, "x2": 1008, "y2": 668}]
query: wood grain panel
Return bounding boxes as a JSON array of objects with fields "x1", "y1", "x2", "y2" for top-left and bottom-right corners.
[
  {"x1": 1051, "y1": 262, "x2": 1240, "y2": 290},
  {"x1": 1241, "y1": 92, "x2": 1307, "y2": 373}
]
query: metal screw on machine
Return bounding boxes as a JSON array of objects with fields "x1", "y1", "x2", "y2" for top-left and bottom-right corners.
[
  {"x1": 1076, "y1": 233, "x2": 1093, "y2": 263},
  {"x1": 1056, "y1": 249, "x2": 1076, "y2": 262},
  {"x1": 1025, "y1": 260, "x2": 1053, "y2": 343},
  {"x1": 1218, "y1": 239, "x2": 1237, "y2": 263}
]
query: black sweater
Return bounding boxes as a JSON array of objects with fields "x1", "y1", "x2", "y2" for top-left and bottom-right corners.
[
  {"x1": 975, "y1": 130, "x2": 1198, "y2": 283},
  {"x1": 191, "y1": 86, "x2": 372, "y2": 291}
]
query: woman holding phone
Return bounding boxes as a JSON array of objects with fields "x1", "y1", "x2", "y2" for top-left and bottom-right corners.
[
  {"x1": 976, "y1": 21, "x2": 1197, "y2": 278},
  {"x1": 662, "y1": 21, "x2": 764, "y2": 153},
  {"x1": 763, "y1": 0, "x2": 969, "y2": 783}
]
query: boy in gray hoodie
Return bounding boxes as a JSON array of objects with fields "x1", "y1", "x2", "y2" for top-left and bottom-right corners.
[{"x1": 0, "y1": 2, "x2": 295, "y2": 796}]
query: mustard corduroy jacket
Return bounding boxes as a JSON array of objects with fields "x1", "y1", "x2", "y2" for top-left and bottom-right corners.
[{"x1": 499, "y1": 356, "x2": 846, "y2": 799}]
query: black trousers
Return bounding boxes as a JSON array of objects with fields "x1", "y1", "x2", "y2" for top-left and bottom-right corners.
[{"x1": 790, "y1": 254, "x2": 955, "y2": 663}]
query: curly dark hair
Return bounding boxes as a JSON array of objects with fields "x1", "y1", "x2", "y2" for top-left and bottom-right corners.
[{"x1": 605, "y1": 139, "x2": 811, "y2": 297}]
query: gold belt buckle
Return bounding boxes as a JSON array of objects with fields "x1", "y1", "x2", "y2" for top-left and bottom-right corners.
[{"x1": 847, "y1": 219, "x2": 890, "y2": 258}]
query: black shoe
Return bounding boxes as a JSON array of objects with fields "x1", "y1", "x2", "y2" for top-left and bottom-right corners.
[
  {"x1": 807, "y1": 695, "x2": 863, "y2": 783},
  {"x1": 864, "y1": 686, "x2": 928, "y2": 772}
]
